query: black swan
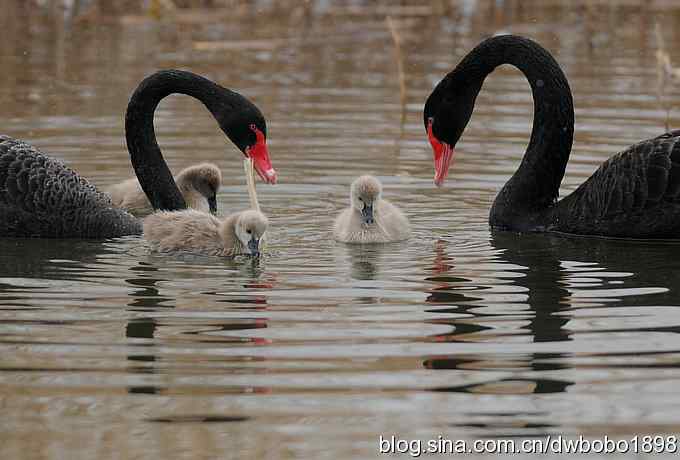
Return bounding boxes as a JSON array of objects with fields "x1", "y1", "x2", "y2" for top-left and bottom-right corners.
[
  {"x1": 0, "y1": 70, "x2": 276, "y2": 238},
  {"x1": 424, "y1": 35, "x2": 680, "y2": 238}
]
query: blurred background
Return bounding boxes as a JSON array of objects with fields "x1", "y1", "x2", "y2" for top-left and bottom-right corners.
[{"x1": 2, "y1": 0, "x2": 680, "y2": 188}]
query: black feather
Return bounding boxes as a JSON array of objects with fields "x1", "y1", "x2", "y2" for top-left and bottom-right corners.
[{"x1": 0, "y1": 136, "x2": 142, "y2": 238}]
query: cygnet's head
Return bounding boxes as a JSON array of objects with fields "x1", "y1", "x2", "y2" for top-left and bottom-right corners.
[
  {"x1": 233, "y1": 210, "x2": 268, "y2": 256},
  {"x1": 177, "y1": 163, "x2": 222, "y2": 214},
  {"x1": 350, "y1": 175, "x2": 382, "y2": 225}
]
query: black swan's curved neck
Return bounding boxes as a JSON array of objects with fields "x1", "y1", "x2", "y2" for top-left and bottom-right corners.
[
  {"x1": 452, "y1": 36, "x2": 574, "y2": 229},
  {"x1": 125, "y1": 70, "x2": 237, "y2": 211}
]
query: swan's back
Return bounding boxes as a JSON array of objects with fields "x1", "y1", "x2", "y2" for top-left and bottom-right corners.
[
  {"x1": 107, "y1": 177, "x2": 153, "y2": 217},
  {"x1": 553, "y1": 131, "x2": 680, "y2": 238},
  {"x1": 144, "y1": 209, "x2": 268, "y2": 256},
  {"x1": 0, "y1": 135, "x2": 141, "y2": 238},
  {"x1": 378, "y1": 200, "x2": 411, "y2": 241},
  {"x1": 143, "y1": 210, "x2": 225, "y2": 256}
]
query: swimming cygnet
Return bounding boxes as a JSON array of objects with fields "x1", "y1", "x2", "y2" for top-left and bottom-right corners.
[
  {"x1": 143, "y1": 209, "x2": 268, "y2": 257},
  {"x1": 333, "y1": 175, "x2": 411, "y2": 243},
  {"x1": 107, "y1": 163, "x2": 222, "y2": 217}
]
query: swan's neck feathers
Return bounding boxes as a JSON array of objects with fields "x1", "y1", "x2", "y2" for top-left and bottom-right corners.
[
  {"x1": 125, "y1": 71, "x2": 226, "y2": 213},
  {"x1": 452, "y1": 36, "x2": 574, "y2": 228},
  {"x1": 217, "y1": 213, "x2": 245, "y2": 256},
  {"x1": 342, "y1": 210, "x2": 392, "y2": 244}
]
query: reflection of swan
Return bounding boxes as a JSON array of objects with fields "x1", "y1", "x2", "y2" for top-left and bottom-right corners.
[
  {"x1": 423, "y1": 232, "x2": 680, "y2": 390},
  {"x1": 0, "y1": 70, "x2": 276, "y2": 238},
  {"x1": 0, "y1": 237, "x2": 111, "y2": 281},
  {"x1": 333, "y1": 175, "x2": 410, "y2": 243},
  {"x1": 489, "y1": 232, "x2": 572, "y2": 344},
  {"x1": 108, "y1": 163, "x2": 222, "y2": 217},
  {"x1": 428, "y1": 232, "x2": 679, "y2": 346},
  {"x1": 490, "y1": 231, "x2": 679, "y2": 311},
  {"x1": 425, "y1": 35, "x2": 680, "y2": 238},
  {"x1": 143, "y1": 209, "x2": 268, "y2": 257},
  {"x1": 427, "y1": 377, "x2": 573, "y2": 395},
  {"x1": 342, "y1": 244, "x2": 385, "y2": 280}
]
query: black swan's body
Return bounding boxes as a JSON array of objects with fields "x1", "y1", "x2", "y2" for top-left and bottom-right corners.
[
  {"x1": 424, "y1": 35, "x2": 680, "y2": 238},
  {"x1": 0, "y1": 70, "x2": 275, "y2": 239},
  {"x1": 0, "y1": 136, "x2": 141, "y2": 238}
]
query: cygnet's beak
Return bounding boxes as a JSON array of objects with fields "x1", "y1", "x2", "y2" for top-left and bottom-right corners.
[
  {"x1": 247, "y1": 237, "x2": 260, "y2": 256},
  {"x1": 361, "y1": 203, "x2": 374, "y2": 225},
  {"x1": 208, "y1": 195, "x2": 218, "y2": 215}
]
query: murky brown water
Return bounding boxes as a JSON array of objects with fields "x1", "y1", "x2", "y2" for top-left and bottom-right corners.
[{"x1": 3, "y1": 1, "x2": 680, "y2": 459}]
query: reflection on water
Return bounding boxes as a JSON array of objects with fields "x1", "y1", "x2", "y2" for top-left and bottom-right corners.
[{"x1": 3, "y1": 0, "x2": 680, "y2": 458}]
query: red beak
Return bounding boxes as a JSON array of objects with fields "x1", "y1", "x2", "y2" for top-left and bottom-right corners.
[
  {"x1": 427, "y1": 118, "x2": 454, "y2": 187},
  {"x1": 247, "y1": 125, "x2": 277, "y2": 184}
]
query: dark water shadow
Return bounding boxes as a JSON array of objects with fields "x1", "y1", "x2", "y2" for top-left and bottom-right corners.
[
  {"x1": 424, "y1": 231, "x2": 680, "y2": 394},
  {"x1": 343, "y1": 244, "x2": 386, "y2": 281},
  {"x1": 121, "y1": 254, "x2": 272, "y2": 396},
  {"x1": 147, "y1": 415, "x2": 250, "y2": 423},
  {"x1": 489, "y1": 231, "x2": 572, "y2": 343},
  {"x1": 0, "y1": 238, "x2": 117, "y2": 281},
  {"x1": 430, "y1": 377, "x2": 573, "y2": 394}
]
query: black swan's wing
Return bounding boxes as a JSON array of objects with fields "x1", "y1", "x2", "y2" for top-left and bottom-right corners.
[
  {"x1": 0, "y1": 135, "x2": 142, "y2": 238},
  {"x1": 553, "y1": 131, "x2": 680, "y2": 238}
]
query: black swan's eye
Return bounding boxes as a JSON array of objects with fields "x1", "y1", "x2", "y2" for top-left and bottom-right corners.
[{"x1": 249, "y1": 124, "x2": 257, "y2": 131}]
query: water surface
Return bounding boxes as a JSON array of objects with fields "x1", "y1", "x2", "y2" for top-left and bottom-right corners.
[{"x1": 3, "y1": 1, "x2": 680, "y2": 459}]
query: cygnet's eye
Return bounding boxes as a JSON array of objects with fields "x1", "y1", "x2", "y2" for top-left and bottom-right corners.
[
  {"x1": 358, "y1": 197, "x2": 363, "y2": 202},
  {"x1": 246, "y1": 229, "x2": 252, "y2": 234}
]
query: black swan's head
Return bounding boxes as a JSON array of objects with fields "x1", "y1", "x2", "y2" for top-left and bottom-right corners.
[
  {"x1": 423, "y1": 73, "x2": 481, "y2": 187},
  {"x1": 210, "y1": 94, "x2": 277, "y2": 184},
  {"x1": 127, "y1": 69, "x2": 279, "y2": 187}
]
